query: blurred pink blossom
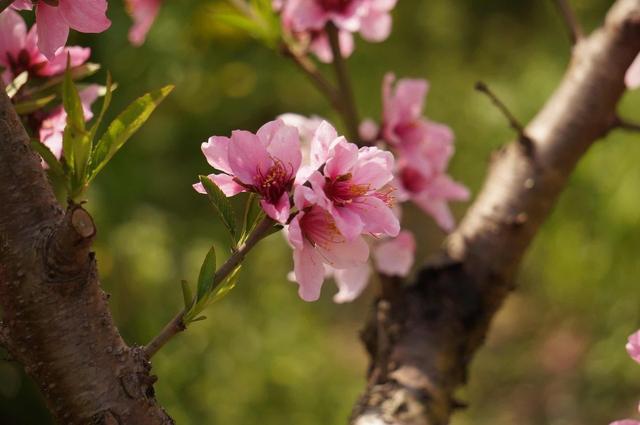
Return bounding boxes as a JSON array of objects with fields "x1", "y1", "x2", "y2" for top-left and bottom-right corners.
[
  {"x1": 0, "y1": 9, "x2": 90, "y2": 85},
  {"x1": 125, "y1": 0, "x2": 161, "y2": 46},
  {"x1": 626, "y1": 53, "x2": 640, "y2": 89},
  {"x1": 627, "y1": 330, "x2": 640, "y2": 364},
  {"x1": 12, "y1": 0, "x2": 110, "y2": 60}
]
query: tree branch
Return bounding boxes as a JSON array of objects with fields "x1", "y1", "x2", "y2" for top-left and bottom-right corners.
[
  {"x1": 351, "y1": 0, "x2": 640, "y2": 424},
  {"x1": 327, "y1": 23, "x2": 360, "y2": 141},
  {"x1": 554, "y1": 0, "x2": 584, "y2": 45},
  {"x1": 0, "y1": 89, "x2": 174, "y2": 423},
  {"x1": 144, "y1": 216, "x2": 276, "y2": 359}
]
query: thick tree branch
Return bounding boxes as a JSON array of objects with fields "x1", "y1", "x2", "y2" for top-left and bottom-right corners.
[
  {"x1": 351, "y1": 1, "x2": 640, "y2": 424},
  {"x1": 0, "y1": 89, "x2": 174, "y2": 423}
]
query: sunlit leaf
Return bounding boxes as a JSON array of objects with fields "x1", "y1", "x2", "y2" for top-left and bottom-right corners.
[
  {"x1": 6, "y1": 71, "x2": 28, "y2": 98},
  {"x1": 14, "y1": 94, "x2": 56, "y2": 115},
  {"x1": 198, "y1": 175, "x2": 238, "y2": 240},
  {"x1": 197, "y1": 246, "x2": 217, "y2": 302}
]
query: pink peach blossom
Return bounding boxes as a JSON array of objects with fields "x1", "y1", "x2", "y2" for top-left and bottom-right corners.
[
  {"x1": 125, "y1": 0, "x2": 161, "y2": 46},
  {"x1": 287, "y1": 185, "x2": 369, "y2": 301},
  {"x1": 610, "y1": 420, "x2": 640, "y2": 425},
  {"x1": 12, "y1": 0, "x2": 110, "y2": 60},
  {"x1": 305, "y1": 122, "x2": 399, "y2": 240},
  {"x1": 194, "y1": 119, "x2": 302, "y2": 224},
  {"x1": 308, "y1": 28, "x2": 354, "y2": 63},
  {"x1": 626, "y1": 53, "x2": 640, "y2": 89},
  {"x1": 39, "y1": 85, "x2": 101, "y2": 161},
  {"x1": 627, "y1": 330, "x2": 640, "y2": 364},
  {"x1": 0, "y1": 9, "x2": 90, "y2": 85}
]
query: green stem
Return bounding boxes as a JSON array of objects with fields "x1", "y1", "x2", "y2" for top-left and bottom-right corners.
[
  {"x1": 143, "y1": 216, "x2": 276, "y2": 359},
  {"x1": 326, "y1": 23, "x2": 360, "y2": 141}
]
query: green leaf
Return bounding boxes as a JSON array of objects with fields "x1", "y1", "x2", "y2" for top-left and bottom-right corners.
[
  {"x1": 62, "y1": 60, "x2": 86, "y2": 134},
  {"x1": 209, "y1": 265, "x2": 241, "y2": 304},
  {"x1": 180, "y1": 280, "x2": 194, "y2": 310},
  {"x1": 89, "y1": 72, "x2": 114, "y2": 142},
  {"x1": 6, "y1": 71, "x2": 28, "y2": 98},
  {"x1": 197, "y1": 246, "x2": 217, "y2": 301},
  {"x1": 198, "y1": 175, "x2": 238, "y2": 239},
  {"x1": 14, "y1": 94, "x2": 56, "y2": 115},
  {"x1": 216, "y1": 12, "x2": 261, "y2": 35},
  {"x1": 30, "y1": 140, "x2": 65, "y2": 179},
  {"x1": 241, "y1": 193, "x2": 264, "y2": 243},
  {"x1": 27, "y1": 63, "x2": 101, "y2": 97},
  {"x1": 191, "y1": 316, "x2": 207, "y2": 322},
  {"x1": 88, "y1": 84, "x2": 174, "y2": 182}
]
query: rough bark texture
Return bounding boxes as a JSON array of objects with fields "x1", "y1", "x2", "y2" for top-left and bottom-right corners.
[
  {"x1": 351, "y1": 1, "x2": 640, "y2": 424},
  {"x1": 0, "y1": 88, "x2": 174, "y2": 424}
]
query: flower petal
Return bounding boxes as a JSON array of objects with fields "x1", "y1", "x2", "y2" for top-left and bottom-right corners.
[
  {"x1": 228, "y1": 130, "x2": 272, "y2": 185},
  {"x1": 59, "y1": 0, "x2": 111, "y2": 33},
  {"x1": 333, "y1": 262, "x2": 371, "y2": 303},
  {"x1": 260, "y1": 192, "x2": 291, "y2": 224},
  {"x1": 36, "y1": 3, "x2": 69, "y2": 59},
  {"x1": 0, "y1": 9, "x2": 26, "y2": 67},
  {"x1": 373, "y1": 231, "x2": 416, "y2": 276},
  {"x1": 318, "y1": 235, "x2": 369, "y2": 270},
  {"x1": 202, "y1": 136, "x2": 232, "y2": 174},
  {"x1": 626, "y1": 330, "x2": 640, "y2": 364},
  {"x1": 293, "y1": 240, "x2": 325, "y2": 302}
]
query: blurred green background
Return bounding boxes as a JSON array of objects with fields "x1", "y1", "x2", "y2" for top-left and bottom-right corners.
[{"x1": 1, "y1": 0, "x2": 640, "y2": 424}]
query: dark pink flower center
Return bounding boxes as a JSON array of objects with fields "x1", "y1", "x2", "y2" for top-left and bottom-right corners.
[
  {"x1": 300, "y1": 207, "x2": 344, "y2": 248},
  {"x1": 400, "y1": 167, "x2": 429, "y2": 194},
  {"x1": 318, "y1": 0, "x2": 352, "y2": 13},
  {"x1": 255, "y1": 159, "x2": 294, "y2": 204},
  {"x1": 6, "y1": 49, "x2": 46, "y2": 79},
  {"x1": 324, "y1": 173, "x2": 369, "y2": 206}
]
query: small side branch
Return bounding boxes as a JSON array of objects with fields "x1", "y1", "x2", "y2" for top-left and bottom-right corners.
[
  {"x1": 554, "y1": 0, "x2": 584, "y2": 45},
  {"x1": 475, "y1": 81, "x2": 534, "y2": 152},
  {"x1": 611, "y1": 115, "x2": 640, "y2": 132},
  {"x1": 143, "y1": 216, "x2": 276, "y2": 359},
  {"x1": 326, "y1": 23, "x2": 360, "y2": 141}
]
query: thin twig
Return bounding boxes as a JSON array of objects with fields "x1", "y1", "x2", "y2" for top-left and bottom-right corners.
[
  {"x1": 554, "y1": 0, "x2": 584, "y2": 45},
  {"x1": 326, "y1": 23, "x2": 360, "y2": 141},
  {"x1": 613, "y1": 116, "x2": 640, "y2": 132},
  {"x1": 281, "y1": 43, "x2": 344, "y2": 113},
  {"x1": 143, "y1": 216, "x2": 276, "y2": 359},
  {"x1": 475, "y1": 81, "x2": 533, "y2": 152}
]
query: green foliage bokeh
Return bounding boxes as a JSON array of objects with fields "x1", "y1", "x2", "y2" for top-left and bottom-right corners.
[{"x1": 1, "y1": 1, "x2": 640, "y2": 424}]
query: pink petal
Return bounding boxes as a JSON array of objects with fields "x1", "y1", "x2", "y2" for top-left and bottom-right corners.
[
  {"x1": 36, "y1": 3, "x2": 69, "y2": 59},
  {"x1": 293, "y1": 240, "x2": 325, "y2": 302},
  {"x1": 228, "y1": 130, "x2": 272, "y2": 185},
  {"x1": 192, "y1": 174, "x2": 245, "y2": 197},
  {"x1": 359, "y1": 9, "x2": 391, "y2": 42},
  {"x1": 78, "y1": 84, "x2": 101, "y2": 120},
  {"x1": 202, "y1": 136, "x2": 232, "y2": 174},
  {"x1": 310, "y1": 120, "x2": 338, "y2": 169},
  {"x1": 413, "y1": 195, "x2": 456, "y2": 232},
  {"x1": 283, "y1": 0, "x2": 327, "y2": 32},
  {"x1": 318, "y1": 235, "x2": 369, "y2": 270},
  {"x1": 309, "y1": 30, "x2": 354, "y2": 63},
  {"x1": 359, "y1": 118, "x2": 379, "y2": 142},
  {"x1": 293, "y1": 185, "x2": 317, "y2": 210},
  {"x1": 333, "y1": 262, "x2": 371, "y2": 303},
  {"x1": 428, "y1": 174, "x2": 470, "y2": 201},
  {"x1": 266, "y1": 123, "x2": 302, "y2": 174},
  {"x1": 626, "y1": 53, "x2": 640, "y2": 89},
  {"x1": 126, "y1": 0, "x2": 160, "y2": 46},
  {"x1": 256, "y1": 118, "x2": 284, "y2": 146},
  {"x1": 610, "y1": 421, "x2": 640, "y2": 425},
  {"x1": 330, "y1": 204, "x2": 364, "y2": 241},
  {"x1": 286, "y1": 213, "x2": 305, "y2": 250},
  {"x1": 626, "y1": 330, "x2": 640, "y2": 364},
  {"x1": 37, "y1": 45, "x2": 90, "y2": 76},
  {"x1": 351, "y1": 146, "x2": 394, "y2": 189},
  {"x1": 58, "y1": 0, "x2": 111, "y2": 33},
  {"x1": 0, "y1": 9, "x2": 26, "y2": 68},
  {"x1": 352, "y1": 195, "x2": 399, "y2": 237},
  {"x1": 325, "y1": 138, "x2": 359, "y2": 178},
  {"x1": 373, "y1": 230, "x2": 415, "y2": 276},
  {"x1": 11, "y1": 0, "x2": 32, "y2": 10},
  {"x1": 260, "y1": 192, "x2": 291, "y2": 224}
]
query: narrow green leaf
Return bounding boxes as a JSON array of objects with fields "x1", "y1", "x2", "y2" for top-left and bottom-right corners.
[
  {"x1": 89, "y1": 72, "x2": 114, "y2": 143},
  {"x1": 27, "y1": 63, "x2": 101, "y2": 97},
  {"x1": 210, "y1": 265, "x2": 241, "y2": 304},
  {"x1": 14, "y1": 94, "x2": 56, "y2": 115},
  {"x1": 198, "y1": 175, "x2": 237, "y2": 239},
  {"x1": 88, "y1": 85, "x2": 174, "y2": 181},
  {"x1": 216, "y1": 12, "x2": 261, "y2": 34},
  {"x1": 196, "y1": 246, "x2": 217, "y2": 302},
  {"x1": 191, "y1": 316, "x2": 207, "y2": 322},
  {"x1": 62, "y1": 60, "x2": 86, "y2": 134},
  {"x1": 180, "y1": 280, "x2": 193, "y2": 310},
  {"x1": 6, "y1": 71, "x2": 28, "y2": 98},
  {"x1": 30, "y1": 140, "x2": 65, "y2": 179}
]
